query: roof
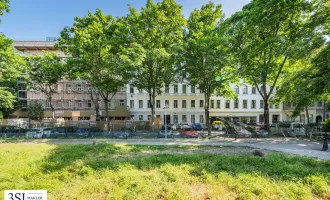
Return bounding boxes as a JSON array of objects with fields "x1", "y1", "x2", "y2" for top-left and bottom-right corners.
[{"x1": 13, "y1": 41, "x2": 57, "y2": 50}]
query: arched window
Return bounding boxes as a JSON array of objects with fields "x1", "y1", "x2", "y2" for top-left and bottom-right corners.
[
  {"x1": 243, "y1": 85, "x2": 248, "y2": 94},
  {"x1": 234, "y1": 85, "x2": 239, "y2": 94}
]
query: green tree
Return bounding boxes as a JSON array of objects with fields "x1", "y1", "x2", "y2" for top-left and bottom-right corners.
[
  {"x1": 25, "y1": 52, "x2": 66, "y2": 119},
  {"x1": 27, "y1": 101, "x2": 44, "y2": 121},
  {"x1": 183, "y1": 2, "x2": 237, "y2": 135},
  {"x1": 226, "y1": 0, "x2": 320, "y2": 130},
  {"x1": 58, "y1": 9, "x2": 137, "y2": 133},
  {"x1": 0, "y1": 36, "x2": 24, "y2": 117},
  {"x1": 0, "y1": 0, "x2": 9, "y2": 21},
  {"x1": 276, "y1": 0, "x2": 330, "y2": 122},
  {"x1": 126, "y1": 0, "x2": 186, "y2": 131}
]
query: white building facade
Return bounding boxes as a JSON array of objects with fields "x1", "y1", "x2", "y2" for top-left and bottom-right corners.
[{"x1": 126, "y1": 82, "x2": 283, "y2": 124}]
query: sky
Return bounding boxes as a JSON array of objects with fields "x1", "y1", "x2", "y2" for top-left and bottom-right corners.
[{"x1": 0, "y1": 0, "x2": 251, "y2": 41}]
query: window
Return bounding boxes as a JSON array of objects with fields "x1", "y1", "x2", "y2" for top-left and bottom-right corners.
[
  {"x1": 87, "y1": 84, "x2": 92, "y2": 91},
  {"x1": 174, "y1": 100, "x2": 178, "y2": 108},
  {"x1": 66, "y1": 84, "x2": 71, "y2": 92},
  {"x1": 174, "y1": 85, "x2": 178, "y2": 93},
  {"x1": 130, "y1": 87, "x2": 134, "y2": 93},
  {"x1": 165, "y1": 85, "x2": 169, "y2": 93},
  {"x1": 77, "y1": 84, "x2": 82, "y2": 92},
  {"x1": 200, "y1": 115, "x2": 204, "y2": 123},
  {"x1": 108, "y1": 101, "x2": 111, "y2": 108},
  {"x1": 66, "y1": 101, "x2": 72, "y2": 108},
  {"x1": 46, "y1": 100, "x2": 50, "y2": 108},
  {"x1": 139, "y1": 100, "x2": 143, "y2": 108},
  {"x1": 318, "y1": 102, "x2": 322, "y2": 107},
  {"x1": 226, "y1": 100, "x2": 230, "y2": 108},
  {"x1": 139, "y1": 89, "x2": 143, "y2": 93},
  {"x1": 260, "y1": 100, "x2": 264, "y2": 109},
  {"x1": 182, "y1": 100, "x2": 186, "y2": 108},
  {"x1": 165, "y1": 100, "x2": 169, "y2": 107},
  {"x1": 200, "y1": 100, "x2": 204, "y2": 108},
  {"x1": 217, "y1": 100, "x2": 221, "y2": 108},
  {"x1": 292, "y1": 102, "x2": 296, "y2": 107},
  {"x1": 130, "y1": 100, "x2": 134, "y2": 108},
  {"x1": 182, "y1": 85, "x2": 186, "y2": 93},
  {"x1": 275, "y1": 104, "x2": 279, "y2": 109},
  {"x1": 57, "y1": 101, "x2": 62, "y2": 108},
  {"x1": 191, "y1": 115, "x2": 195, "y2": 123},
  {"x1": 174, "y1": 115, "x2": 178, "y2": 123},
  {"x1": 120, "y1": 100, "x2": 125, "y2": 106},
  {"x1": 78, "y1": 100, "x2": 82, "y2": 108},
  {"x1": 156, "y1": 100, "x2": 160, "y2": 108},
  {"x1": 182, "y1": 115, "x2": 187, "y2": 123},
  {"x1": 211, "y1": 100, "x2": 214, "y2": 108},
  {"x1": 148, "y1": 115, "x2": 151, "y2": 120},
  {"x1": 270, "y1": 103, "x2": 273, "y2": 109},
  {"x1": 88, "y1": 100, "x2": 92, "y2": 108},
  {"x1": 243, "y1": 100, "x2": 247, "y2": 109},
  {"x1": 147, "y1": 100, "x2": 151, "y2": 108},
  {"x1": 252, "y1": 87, "x2": 256, "y2": 94},
  {"x1": 234, "y1": 85, "x2": 239, "y2": 94},
  {"x1": 57, "y1": 84, "x2": 62, "y2": 92},
  {"x1": 139, "y1": 115, "x2": 143, "y2": 120},
  {"x1": 243, "y1": 85, "x2": 248, "y2": 94},
  {"x1": 234, "y1": 100, "x2": 239, "y2": 109},
  {"x1": 251, "y1": 100, "x2": 256, "y2": 109},
  {"x1": 191, "y1": 100, "x2": 195, "y2": 108},
  {"x1": 191, "y1": 85, "x2": 195, "y2": 93}
]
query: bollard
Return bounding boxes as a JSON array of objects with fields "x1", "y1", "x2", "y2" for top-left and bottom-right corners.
[{"x1": 321, "y1": 134, "x2": 328, "y2": 151}]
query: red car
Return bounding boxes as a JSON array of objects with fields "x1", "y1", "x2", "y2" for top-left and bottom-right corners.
[{"x1": 180, "y1": 128, "x2": 198, "y2": 138}]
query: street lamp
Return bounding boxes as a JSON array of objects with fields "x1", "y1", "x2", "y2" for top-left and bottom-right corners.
[{"x1": 163, "y1": 104, "x2": 169, "y2": 139}]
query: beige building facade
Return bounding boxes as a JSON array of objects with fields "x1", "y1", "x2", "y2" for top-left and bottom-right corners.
[{"x1": 12, "y1": 40, "x2": 129, "y2": 121}]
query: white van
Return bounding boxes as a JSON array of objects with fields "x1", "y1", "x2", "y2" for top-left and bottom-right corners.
[{"x1": 288, "y1": 122, "x2": 305, "y2": 137}]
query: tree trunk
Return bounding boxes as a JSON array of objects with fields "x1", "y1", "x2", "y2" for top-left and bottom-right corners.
[
  {"x1": 305, "y1": 106, "x2": 310, "y2": 124},
  {"x1": 150, "y1": 92, "x2": 156, "y2": 132},
  {"x1": 104, "y1": 98, "x2": 110, "y2": 134},
  {"x1": 264, "y1": 99, "x2": 270, "y2": 131},
  {"x1": 90, "y1": 90, "x2": 101, "y2": 121},
  {"x1": 204, "y1": 92, "x2": 211, "y2": 136},
  {"x1": 49, "y1": 96, "x2": 55, "y2": 119}
]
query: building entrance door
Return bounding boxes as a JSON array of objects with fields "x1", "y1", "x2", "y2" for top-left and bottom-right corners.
[{"x1": 163, "y1": 115, "x2": 170, "y2": 124}]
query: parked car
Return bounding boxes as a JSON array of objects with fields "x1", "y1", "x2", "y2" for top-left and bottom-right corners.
[
  {"x1": 191, "y1": 123, "x2": 203, "y2": 131},
  {"x1": 26, "y1": 127, "x2": 52, "y2": 138},
  {"x1": 247, "y1": 122, "x2": 263, "y2": 129},
  {"x1": 88, "y1": 127, "x2": 104, "y2": 137},
  {"x1": 180, "y1": 128, "x2": 198, "y2": 138},
  {"x1": 112, "y1": 127, "x2": 132, "y2": 139},
  {"x1": 173, "y1": 124, "x2": 181, "y2": 130},
  {"x1": 0, "y1": 126, "x2": 27, "y2": 138},
  {"x1": 168, "y1": 124, "x2": 177, "y2": 130},
  {"x1": 179, "y1": 123, "x2": 190, "y2": 129},
  {"x1": 76, "y1": 128, "x2": 89, "y2": 138},
  {"x1": 158, "y1": 126, "x2": 173, "y2": 138},
  {"x1": 42, "y1": 128, "x2": 53, "y2": 138},
  {"x1": 49, "y1": 127, "x2": 66, "y2": 138}
]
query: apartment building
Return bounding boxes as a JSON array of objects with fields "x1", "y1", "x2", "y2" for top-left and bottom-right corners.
[
  {"x1": 12, "y1": 40, "x2": 129, "y2": 121},
  {"x1": 126, "y1": 83, "x2": 283, "y2": 124}
]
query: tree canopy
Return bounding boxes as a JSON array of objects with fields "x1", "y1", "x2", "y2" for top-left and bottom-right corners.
[
  {"x1": 58, "y1": 9, "x2": 138, "y2": 131},
  {"x1": 225, "y1": 0, "x2": 324, "y2": 130},
  {"x1": 25, "y1": 52, "x2": 66, "y2": 118},
  {"x1": 126, "y1": 0, "x2": 186, "y2": 130},
  {"x1": 183, "y1": 2, "x2": 237, "y2": 135}
]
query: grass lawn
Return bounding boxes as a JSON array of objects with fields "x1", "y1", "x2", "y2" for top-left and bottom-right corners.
[{"x1": 0, "y1": 143, "x2": 330, "y2": 200}]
